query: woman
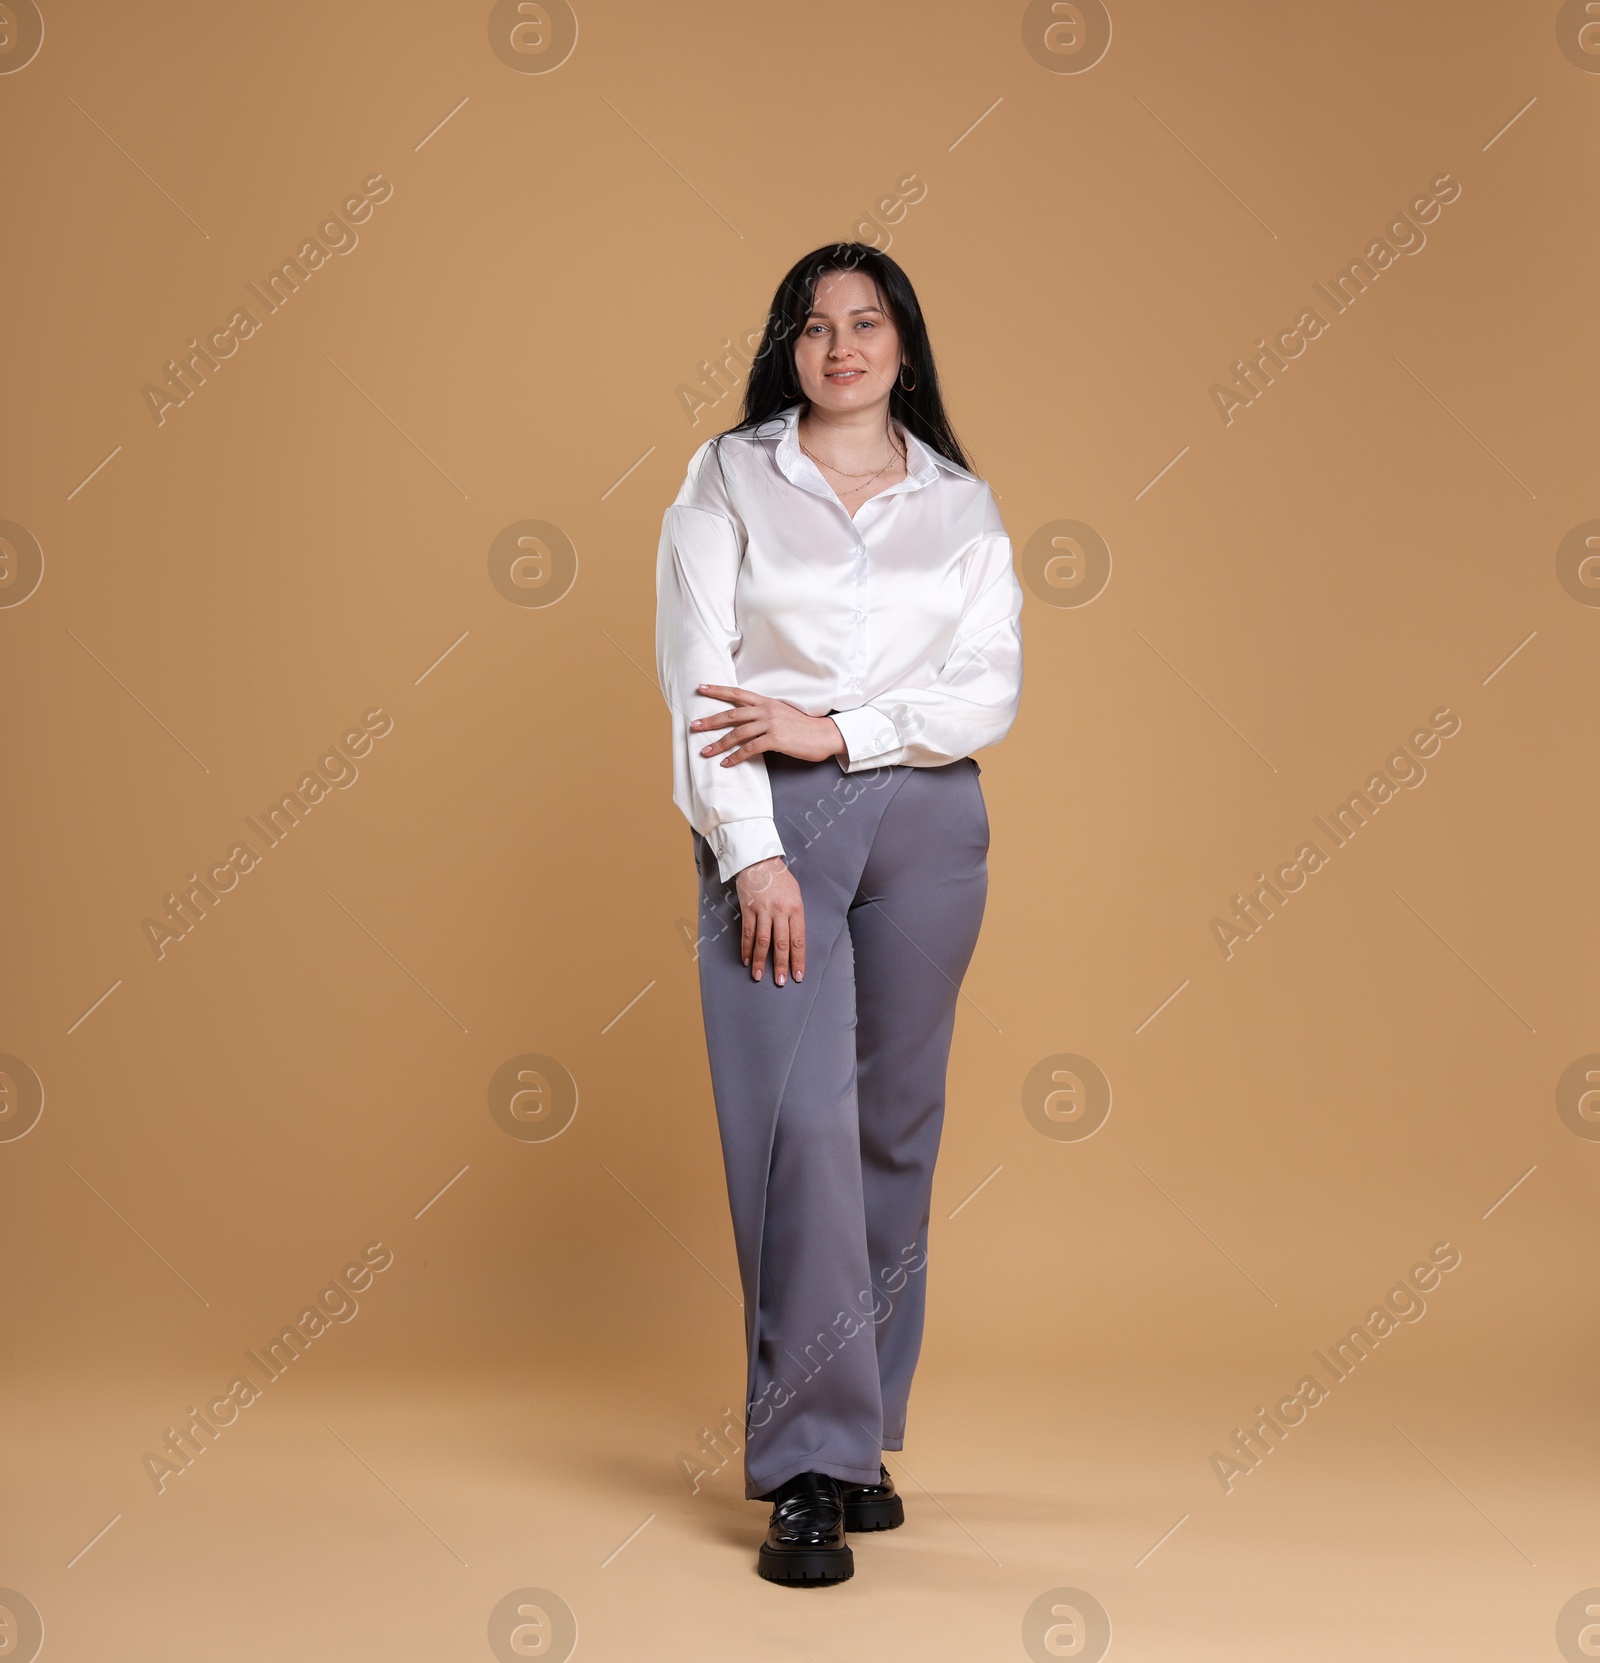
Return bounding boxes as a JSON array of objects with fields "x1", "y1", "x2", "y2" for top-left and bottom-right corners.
[{"x1": 654, "y1": 242, "x2": 1024, "y2": 1585}]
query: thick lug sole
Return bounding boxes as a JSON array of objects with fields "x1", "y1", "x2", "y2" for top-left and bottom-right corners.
[
  {"x1": 843, "y1": 1492, "x2": 905, "y2": 1532},
  {"x1": 757, "y1": 1542, "x2": 855, "y2": 1584}
]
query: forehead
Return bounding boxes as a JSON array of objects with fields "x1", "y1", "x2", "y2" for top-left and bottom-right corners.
[{"x1": 807, "y1": 267, "x2": 886, "y2": 314}]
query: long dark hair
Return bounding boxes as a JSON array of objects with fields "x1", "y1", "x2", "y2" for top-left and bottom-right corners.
[{"x1": 711, "y1": 241, "x2": 975, "y2": 476}]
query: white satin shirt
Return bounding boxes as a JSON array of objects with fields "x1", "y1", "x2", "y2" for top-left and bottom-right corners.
[{"x1": 655, "y1": 401, "x2": 1024, "y2": 882}]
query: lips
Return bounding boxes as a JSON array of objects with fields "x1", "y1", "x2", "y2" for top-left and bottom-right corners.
[{"x1": 826, "y1": 370, "x2": 864, "y2": 381}]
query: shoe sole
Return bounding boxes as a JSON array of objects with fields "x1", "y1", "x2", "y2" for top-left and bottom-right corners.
[
  {"x1": 757, "y1": 1543, "x2": 854, "y2": 1584},
  {"x1": 844, "y1": 1494, "x2": 905, "y2": 1532}
]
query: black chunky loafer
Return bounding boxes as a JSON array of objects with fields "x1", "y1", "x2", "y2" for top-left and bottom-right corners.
[
  {"x1": 757, "y1": 1471, "x2": 854, "y2": 1585},
  {"x1": 842, "y1": 1462, "x2": 905, "y2": 1531}
]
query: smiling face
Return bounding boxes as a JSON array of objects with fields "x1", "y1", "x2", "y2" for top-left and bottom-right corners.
[{"x1": 791, "y1": 266, "x2": 907, "y2": 413}]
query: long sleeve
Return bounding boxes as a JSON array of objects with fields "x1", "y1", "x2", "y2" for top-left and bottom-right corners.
[
  {"x1": 829, "y1": 516, "x2": 1024, "y2": 772},
  {"x1": 655, "y1": 498, "x2": 785, "y2": 883}
]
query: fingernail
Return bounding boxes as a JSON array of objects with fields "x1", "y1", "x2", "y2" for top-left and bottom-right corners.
[
  {"x1": 795, "y1": 972, "x2": 803, "y2": 981},
  {"x1": 776, "y1": 974, "x2": 785, "y2": 986}
]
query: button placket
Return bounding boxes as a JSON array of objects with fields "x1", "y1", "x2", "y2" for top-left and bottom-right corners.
[{"x1": 848, "y1": 528, "x2": 868, "y2": 693}]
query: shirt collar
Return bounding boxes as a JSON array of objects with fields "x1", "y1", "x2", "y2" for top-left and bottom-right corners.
[{"x1": 771, "y1": 401, "x2": 963, "y2": 500}]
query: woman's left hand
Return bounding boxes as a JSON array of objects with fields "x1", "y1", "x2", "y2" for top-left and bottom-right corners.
[{"x1": 693, "y1": 683, "x2": 847, "y2": 766}]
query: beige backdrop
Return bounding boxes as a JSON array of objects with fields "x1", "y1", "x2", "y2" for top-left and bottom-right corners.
[{"x1": 4, "y1": 2, "x2": 1598, "y2": 1659}]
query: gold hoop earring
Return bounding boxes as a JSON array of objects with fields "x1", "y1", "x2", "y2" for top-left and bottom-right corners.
[{"x1": 898, "y1": 363, "x2": 917, "y2": 392}]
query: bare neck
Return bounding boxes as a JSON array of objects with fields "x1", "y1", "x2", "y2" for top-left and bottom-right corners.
[{"x1": 797, "y1": 406, "x2": 903, "y2": 473}]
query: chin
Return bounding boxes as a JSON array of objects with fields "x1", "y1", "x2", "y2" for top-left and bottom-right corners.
[{"x1": 814, "y1": 380, "x2": 887, "y2": 402}]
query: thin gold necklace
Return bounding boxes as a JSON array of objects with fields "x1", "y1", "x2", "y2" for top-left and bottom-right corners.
[{"x1": 798, "y1": 423, "x2": 906, "y2": 491}]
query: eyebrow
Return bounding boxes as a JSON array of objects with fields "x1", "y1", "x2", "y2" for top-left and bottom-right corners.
[{"x1": 804, "y1": 305, "x2": 884, "y2": 319}]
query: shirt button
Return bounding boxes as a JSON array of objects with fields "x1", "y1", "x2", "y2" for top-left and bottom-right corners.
[{"x1": 853, "y1": 610, "x2": 865, "y2": 621}]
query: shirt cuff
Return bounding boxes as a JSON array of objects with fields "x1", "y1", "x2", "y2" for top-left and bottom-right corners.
[
  {"x1": 830, "y1": 704, "x2": 901, "y2": 771},
  {"x1": 707, "y1": 817, "x2": 786, "y2": 883}
]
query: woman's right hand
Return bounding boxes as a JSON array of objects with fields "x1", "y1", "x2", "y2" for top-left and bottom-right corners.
[{"x1": 734, "y1": 856, "x2": 806, "y2": 986}]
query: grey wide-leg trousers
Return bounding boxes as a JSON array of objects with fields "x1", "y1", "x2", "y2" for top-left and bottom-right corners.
[{"x1": 692, "y1": 751, "x2": 989, "y2": 1500}]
